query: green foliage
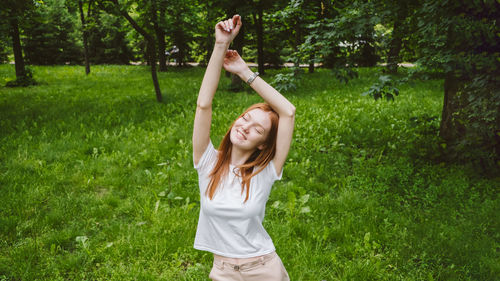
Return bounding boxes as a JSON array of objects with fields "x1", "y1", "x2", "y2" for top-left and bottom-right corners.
[
  {"x1": 414, "y1": 0, "x2": 499, "y2": 75},
  {"x1": 301, "y1": 1, "x2": 381, "y2": 69},
  {"x1": 272, "y1": 72, "x2": 299, "y2": 92},
  {"x1": 412, "y1": 0, "x2": 500, "y2": 170},
  {"x1": 23, "y1": 0, "x2": 82, "y2": 65},
  {"x1": 271, "y1": 190, "x2": 311, "y2": 219},
  {"x1": 162, "y1": 0, "x2": 201, "y2": 66},
  {"x1": 0, "y1": 24, "x2": 10, "y2": 64},
  {"x1": 445, "y1": 75, "x2": 500, "y2": 171},
  {"x1": 332, "y1": 66, "x2": 359, "y2": 84},
  {"x1": 87, "y1": 10, "x2": 135, "y2": 64},
  {"x1": 362, "y1": 75, "x2": 399, "y2": 101}
]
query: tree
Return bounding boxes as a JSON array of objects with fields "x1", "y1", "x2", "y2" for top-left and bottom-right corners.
[
  {"x1": 162, "y1": 0, "x2": 200, "y2": 67},
  {"x1": 79, "y1": 0, "x2": 93, "y2": 74},
  {"x1": 251, "y1": 0, "x2": 265, "y2": 74},
  {"x1": 415, "y1": 0, "x2": 500, "y2": 171},
  {"x1": 101, "y1": 0, "x2": 163, "y2": 102},
  {"x1": 278, "y1": 0, "x2": 306, "y2": 72},
  {"x1": 9, "y1": 16, "x2": 26, "y2": 78},
  {"x1": 292, "y1": 0, "x2": 364, "y2": 82},
  {"x1": 151, "y1": 0, "x2": 167, "y2": 71},
  {"x1": 370, "y1": 0, "x2": 418, "y2": 74},
  {"x1": 0, "y1": 20, "x2": 11, "y2": 64},
  {"x1": 1, "y1": 0, "x2": 36, "y2": 86},
  {"x1": 218, "y1": 0, "x2": 251, "y2": 91},
  {"x1": 87, "y1": 8, "x2": 134, "y2": 64},
  {"x1": 23, "y1": 0, "x2": 82, "y2": 65},
  {"x1": 384, "y1": 1, "x2": 408, "y2": 73}
]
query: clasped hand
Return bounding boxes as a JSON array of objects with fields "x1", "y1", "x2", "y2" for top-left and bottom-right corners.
[
  {"x1": 215, "y1": 15, "x2": 242, "y2": 45},
  {"x1": 223, "y1": 50, "x2": 248, "y2": 76},
  {"x1": 215, "y1": 15, "x2": 249, "y2": 76}
]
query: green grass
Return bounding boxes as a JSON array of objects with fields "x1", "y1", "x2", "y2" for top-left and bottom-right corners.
[{"x1": 0, "y1": 64, "x2": 498, "y2": 280}]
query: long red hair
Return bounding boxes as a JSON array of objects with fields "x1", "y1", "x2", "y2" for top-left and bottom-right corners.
[{"x1": 205, "y1": 103, "x2": 279, "y2": 203}]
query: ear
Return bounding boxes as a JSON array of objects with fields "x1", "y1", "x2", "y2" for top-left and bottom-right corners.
[{"x1": 257, "y1": 143, "x2": 266, "y2": 150}]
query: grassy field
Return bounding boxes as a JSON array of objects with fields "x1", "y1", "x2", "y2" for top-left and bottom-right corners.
[{"x1": 0, "y1": 64, "x2": 498, "y2": 280}]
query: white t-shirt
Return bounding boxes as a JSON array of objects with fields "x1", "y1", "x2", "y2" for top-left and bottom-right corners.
[{"x1": 193, "y1": 141, "x2": 282, "y2": 258}]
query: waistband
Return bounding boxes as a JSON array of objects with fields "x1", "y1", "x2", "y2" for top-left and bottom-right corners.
[{"x1": 213, "y1": 251, "x2": 277, "y2": 271}]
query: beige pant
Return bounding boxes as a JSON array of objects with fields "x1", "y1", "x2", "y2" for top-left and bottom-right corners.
[{"x1": 209, "y1": 251, "x2": 290, "y2": 281}]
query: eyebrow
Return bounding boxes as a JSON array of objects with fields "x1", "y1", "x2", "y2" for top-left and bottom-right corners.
[{"x1": 246, "y1": 112, "x2": 266, "y2": 132}]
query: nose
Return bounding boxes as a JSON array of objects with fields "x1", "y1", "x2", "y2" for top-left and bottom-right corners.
[{"x1": 241, "y1": 124, "x2": 249, "y2": 132}]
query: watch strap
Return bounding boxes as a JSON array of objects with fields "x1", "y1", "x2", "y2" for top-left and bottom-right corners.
[{"x1": 246, "y1": 72, "x2": 259, "y2": 85}]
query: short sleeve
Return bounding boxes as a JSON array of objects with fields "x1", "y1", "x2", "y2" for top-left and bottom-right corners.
[
  {"x1": 193, "y1": 141, "x2": 218, "y2": 174},
  {"x1": 270, "y1": 160, "x2": 283, "y2": 181},
  {"x1": 257, "y1": 159, "x2": 282, "y2": 183}
]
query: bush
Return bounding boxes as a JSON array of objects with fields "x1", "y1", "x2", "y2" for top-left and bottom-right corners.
[
  {"x1": 272, "y1": 72, "x2": 300, "y2": 92},
  {"x1": 362, "y1": 75, "x2": 399, "y2": 101}
]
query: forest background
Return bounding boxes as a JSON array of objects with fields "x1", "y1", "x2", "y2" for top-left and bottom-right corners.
[{"x1": 0, "y1": 0, "x2": 499, "y2": 280}]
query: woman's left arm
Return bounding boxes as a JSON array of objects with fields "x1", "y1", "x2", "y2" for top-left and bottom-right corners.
[{"x1": 223, "y1": 50, "x2": 295, "y2": 173}]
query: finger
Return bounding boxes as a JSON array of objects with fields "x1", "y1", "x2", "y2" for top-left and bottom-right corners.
[
  {"x1": 232, "y1": 15, "x2": 241, "y2": 26},
  {"x1": 216, "y1": 21, "x2": 224, "y2": 31},
  {"x1": 232, "y1": 15, "x2": 242, "y2": 32},
  {"x1": 219, "y1": 20, "x2": 226, "y2": 32},
  {"x1": 224, "y1": 20, "x2": 230, "y2": 32}
]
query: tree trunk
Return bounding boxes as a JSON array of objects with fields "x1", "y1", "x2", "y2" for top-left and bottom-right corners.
[
  {"x1": 386, "y1": 6, "x2": 407, "y2": 74},
  {"x1": 308, "y1": 56, "x2": 315, "y2": 73},
  {"x1": 293, "y1": 21, "x2": 301, "y2": 76},
  {"x1": 159, "y1": 1, "x2": 167, "y2": 70},
  {"x1": 496, "y1": 109, "x2": 500, "y2": 164},
  {"x1": 439, "y1": 73, "x2": 463, "y2": 142},
  {"x1": 386, "y1": 21, "x2": 403, "y2": 73},
  {"x1": 204, "y1": 1, "x2": 213, "y2": 67},
  {"x1": 254, "y1": 1, "x2": 265, "y2": 75},
  {"x1": 9, "y1": 16, "x2": 26, "y2": 79},
  {"x1": 147, "y1": 40, "x2": 163, "y2": 102},
  {"x1": 309, "y1": 38, "x2": 315, "y2": 73},
  {"x1": 79, "y1": 0, "x2": 91, "y2": 75},
  {"x1": 152, "y1": 0, "x2": 167, "y2": 71},
  {"x1": 111, "y1": 0, "x2": 163, "y2": 102}
]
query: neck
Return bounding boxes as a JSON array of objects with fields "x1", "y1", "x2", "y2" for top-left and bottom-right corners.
[{"x1": 230, "y1": 146, "x2": 255, "y2": 166}]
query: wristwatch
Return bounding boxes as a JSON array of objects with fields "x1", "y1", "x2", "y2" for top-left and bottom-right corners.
[{"x1": 246, "y1": 72, "x2": 259, "y2": 85}]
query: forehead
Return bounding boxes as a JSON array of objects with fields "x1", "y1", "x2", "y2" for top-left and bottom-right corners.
[{"x1": 245, "y1": 109, "x2": 272, "y2": 130}]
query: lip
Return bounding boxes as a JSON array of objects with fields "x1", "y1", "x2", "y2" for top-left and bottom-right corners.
[{"x1": 236, "y1": 129, "x2": 247, "y2": 140}]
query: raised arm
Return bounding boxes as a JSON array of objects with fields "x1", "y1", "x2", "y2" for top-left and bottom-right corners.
[
  {"x1": 223, "y1": 50, "x2": 296, "y2": 173},
  {"x1": 193, "y1": 15, "x2": 242, "y2": 166}
]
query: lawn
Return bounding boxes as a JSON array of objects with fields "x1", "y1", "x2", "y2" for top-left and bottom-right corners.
[{"x1": 0, "y1": 64, "x2": 498, "y2": 280}]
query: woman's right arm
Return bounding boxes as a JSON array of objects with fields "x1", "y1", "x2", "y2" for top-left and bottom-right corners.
[{"x1": 193, "y1": 15, "x2": 241, "y2": 165}]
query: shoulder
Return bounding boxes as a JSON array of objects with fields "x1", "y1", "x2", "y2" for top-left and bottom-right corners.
[
  {"x1": 194, "y1": 141, "x2": 218, "y2": 172},
  {"x1": 256, "y1": 160, "x2": 282, "y2": 182}
]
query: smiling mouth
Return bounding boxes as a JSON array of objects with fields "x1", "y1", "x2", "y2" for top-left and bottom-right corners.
[{"x1": 237, "y1": 130, "x2": 246, "y2": 140}]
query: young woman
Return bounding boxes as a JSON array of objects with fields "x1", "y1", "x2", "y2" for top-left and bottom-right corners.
[{"x1": 193, "y1": 15, "x2": 295, "y2": 281}]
